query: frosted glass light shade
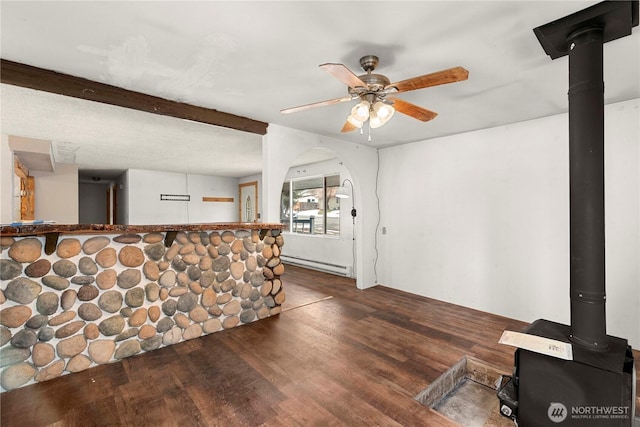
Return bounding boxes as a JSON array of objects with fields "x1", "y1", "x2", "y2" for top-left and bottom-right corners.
[
  {"x1": 347, "y1": 115, "x2": 364, "y2": 128},
  {"x1": 351, "y1": 101, "x2": 370, "y2": 122},
  {"x1": 335, "y1": 186, "x2": 350, "y2": 198},
  {"x1": 369, "y1": 110, "x2": 383, "y2": 128},
  {"x1": 373, "y1": 101, "x2": 395, "y2": 120}
]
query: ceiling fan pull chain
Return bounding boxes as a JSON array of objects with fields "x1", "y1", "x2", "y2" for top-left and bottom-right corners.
[{"x1": 368, "y1": 123, "x2": 372, "y2": 142}]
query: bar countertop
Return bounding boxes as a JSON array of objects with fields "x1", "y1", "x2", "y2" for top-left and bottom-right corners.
[{"x1": 0, "y1": 223, "x2": 285, "y2": 237}]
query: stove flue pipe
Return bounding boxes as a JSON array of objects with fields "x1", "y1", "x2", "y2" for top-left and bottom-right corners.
[{"x1": 567, "y1": 26, "x2": 608, "y2": 350}]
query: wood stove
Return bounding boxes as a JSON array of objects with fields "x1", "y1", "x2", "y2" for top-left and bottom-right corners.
[{"x1": 497, "y1": 1, "x2": 638, "y2": 425}]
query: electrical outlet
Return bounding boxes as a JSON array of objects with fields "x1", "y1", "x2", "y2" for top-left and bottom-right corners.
[{"x1": 382, "y1": 227, "x2": 387, "y2": 235}]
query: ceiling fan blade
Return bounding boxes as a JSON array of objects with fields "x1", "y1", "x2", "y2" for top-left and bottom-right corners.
[
  {"x1": 389, "y1": 97, "x2": 438, "y2": 122},
  {"x1": 281, "y1": 96, "x2": 353, "y2": 114},
  {"x1": 388, "y1": 66, "x2": 469, "y2": 93},
  {"x1": 319, "y1": 63, "x2": 368, "y2": 89},
  {"x1": 341, "y1": 121, "x2": 357, "y2": 133}
]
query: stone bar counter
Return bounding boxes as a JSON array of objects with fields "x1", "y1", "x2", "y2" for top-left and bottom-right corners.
[{"x1": 0, "y1": 223, "x2": 286, "y2": 392}]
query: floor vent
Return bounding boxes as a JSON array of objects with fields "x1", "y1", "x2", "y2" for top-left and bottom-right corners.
[{"x1": 415, "y1": 356, "x2": 512, "y2": 426}]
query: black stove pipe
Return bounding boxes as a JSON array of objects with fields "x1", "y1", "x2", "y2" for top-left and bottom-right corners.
[{"x1": 567, "y1": 26, "x2": 608, "y2": 350}]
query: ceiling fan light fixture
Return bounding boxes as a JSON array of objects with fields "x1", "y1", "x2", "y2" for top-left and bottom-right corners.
[
  {"x1": 369, "y1": 110, "x2": 383, "y2": 128},
  {"x1": 346, "y1": 114, "x2": 364, "y2": 128},
  {"x1": 373, "y1": 101, "x2": 394, "y2": 120},
  {"x1": 351, "y1": 100, "x2": 370, "y2": 122},
  {"x1": 281, "y1": 56, "x2": 468, "y2": 133}
]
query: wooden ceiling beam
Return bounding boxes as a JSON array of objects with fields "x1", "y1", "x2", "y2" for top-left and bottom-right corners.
[{"x1": 0, "y1": 59, "x2": 268, "y2": 135}]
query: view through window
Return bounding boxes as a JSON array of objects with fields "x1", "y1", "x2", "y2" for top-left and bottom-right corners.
[{"x1": 280, "y1": 174, "x2": 340, "y2": 236}]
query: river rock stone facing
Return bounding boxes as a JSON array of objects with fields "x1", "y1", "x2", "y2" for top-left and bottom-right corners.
[
  {"x1": 25, "y1": 314, "x2": 48, "y2": 329},
  {"x1": 0, "y1": 347, "x2": 30, "y2": 368},
  {"x1": 78, "y1": 257, "x2": 99, "y2": 275},
  {"x1": 52, "y1": 260, "x2": 77, "y2": 278},
  {"x1": 77, "y1": 285, "x2": 99, "y2": 302},
  {"x1": 82, "y1": 236, "x2": 111, "y2": 255},
  {"x1": 32, "y1": 342, "x2": 55, "y2": 367},
  {"x1": 141, "y1": 335, "x2": 162, "y2": 351},
  {"x1": 55, "y1": 321, "x2": 85, "y2": 339},
  {"x1": 96, "y1": 248, "x2": 117, "y2": 268},
  {"x1": 41, "y1": 275, "x2": 69, "y2": 291},
  {"x1": 1, "y1": 259, "x2": 23, "y2": 280},
  {"x1": 114, "y1": 234, "x2": 141, "y2": 244},
  {"x1": 95, "y1": 269, "x2": 117, "y2": 290},
  {"x1": 67, "y1": 354, "x2": 92, "y2": 373},
  {"x1": 11, "y1": 329, "x2": 37, "y2": 348},
  {"x1": 118, "y1": 246, "x2": 145, "y2": 267},
  {"x1": 36, "y1": 292, "x2": 59, "y2": 315},
  {"x1": 138, "y1": 324, "x2": 156, "y2": 339},
  {"x1": 148, "y1": 306, "x2": 160, "y2": 322},
  {"x1": 84, "y1": 323, "x2": 100, "y2": 340},
  {"x1": 78, "y1": 303, "x2": 102, "y2": 321},
  {"x1": 38, "y1": 327, "x2": 55, "y2": 341},
  {"x1": 144, "y1": 243, "x2": 165, "y2": 261},
  {"x1": 1, "y1": 362, "x2": 37, "y2": 390},
  {"x1": 1, "y1": 306, "x2": 32, "y2": 328},
  {"x1": 71, "y1": 275, "x2": 95, "y2": 285},
  {"x1": 34, "y1": 360, "x2": 64, "y2": 383},
  {"x1": 5, "y1": 278, "x2": 41, "y2": 304},
  {"x1": 0, "y1": 228, "x2": 285, "y2": 392},
  {"x1": 7, "y1": 238, "x2": 42, "y2": 263},
  {"x1": 98, "y1": 291, "x2": 123, "y2": 313},
  {"x1": 24, "y1": 259, "x2": 51, "y2": 278},
  {"x1": 56, "y1": 239, "x2": 81, "y2": 259},
  {"x1": 49, "y1": 310, "x2": 76, "y2": 326},
  {"x1": 117, "y1": 269, "x2": 141, "y2": 289},
  {"x1": 56, "y1": 335, "x2": 87, "y2": 358},
  {"x1": 124, "y1": 288, "x2": 145, "y2": 308},
  {"x1": 88, "y1": 340, "x2": 115, "y2": 364},
  {"x1": 177, "y1": 293, "x2": 197, "y2": 312},
  {"x1": 114, "y1": 339, "x2": 141, "y2": 359}
]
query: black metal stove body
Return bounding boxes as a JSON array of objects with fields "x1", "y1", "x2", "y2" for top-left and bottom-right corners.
[
  {"x1": 501, "y1": 319, "x2": 636, "y2": 426},
  {"x1": 497, "y1": 1, "x2": 638, "y2": 425}
]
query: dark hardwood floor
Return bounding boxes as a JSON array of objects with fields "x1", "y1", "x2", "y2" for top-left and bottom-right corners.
[{"x1": 1, "y1": 265, "x2": 638, "y2": 426}]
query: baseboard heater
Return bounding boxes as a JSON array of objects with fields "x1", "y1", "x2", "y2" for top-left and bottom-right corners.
[{"x1": 281, "y1": 255, "x2": 352, "y2": 277}]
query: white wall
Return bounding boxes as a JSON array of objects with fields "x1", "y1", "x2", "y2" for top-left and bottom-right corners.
[
  {"x1": 603, "y1": 100, "x2": 640, "y2": 349},
  {"x1": 1, "y1": 134, "x2": 15, "y2": 223},
  {"x1": 31, "y1": 163, "x2": 79, "y2": 224},
  {"x1": 187, "y1": 173, "x2": 239, "y2": 223},
  {"x1": 262, "y1": 124, "x2": 379, "y2": 289},
  {"x1": 116, "y1": 172, "x2": 128, "y2": 225},
  {"x1": 376, "y1": 98, "x2": 639, "y2": 348},
  {"x1": 126, "y1": 169, "x2": 238, "y2": 224}
]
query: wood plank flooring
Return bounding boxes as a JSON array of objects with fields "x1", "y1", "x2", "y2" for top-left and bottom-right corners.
[{"x1": 1, "y1": 265, "x2": 638, "y2": 426}]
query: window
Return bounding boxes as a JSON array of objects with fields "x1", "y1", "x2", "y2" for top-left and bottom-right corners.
[{"x1": 280, "y1": 174, "x2": 340, "y2": 236}]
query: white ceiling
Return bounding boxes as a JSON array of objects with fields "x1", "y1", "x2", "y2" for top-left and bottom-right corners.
[{"x1": 1, "y1": 1, "x2": 638, "y2": 179}]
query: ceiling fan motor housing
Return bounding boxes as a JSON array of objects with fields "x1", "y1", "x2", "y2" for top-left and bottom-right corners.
[{"x1": 349, "y1": 73, "x2": 391, "y2": 97}]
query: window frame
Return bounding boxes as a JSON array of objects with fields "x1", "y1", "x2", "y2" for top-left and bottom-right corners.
[{"x1": 281, "y1": 173, "x2": 341, "y2": 237}]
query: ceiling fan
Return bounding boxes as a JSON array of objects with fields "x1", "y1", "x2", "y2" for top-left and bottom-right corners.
[{"x1": 281, "y1": 55, "x2": 469, "y2": 133}]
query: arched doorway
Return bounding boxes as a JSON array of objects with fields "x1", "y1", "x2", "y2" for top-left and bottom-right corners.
[{"x1": 278, "y1": 148, "x2": 357, "y2": 278}]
